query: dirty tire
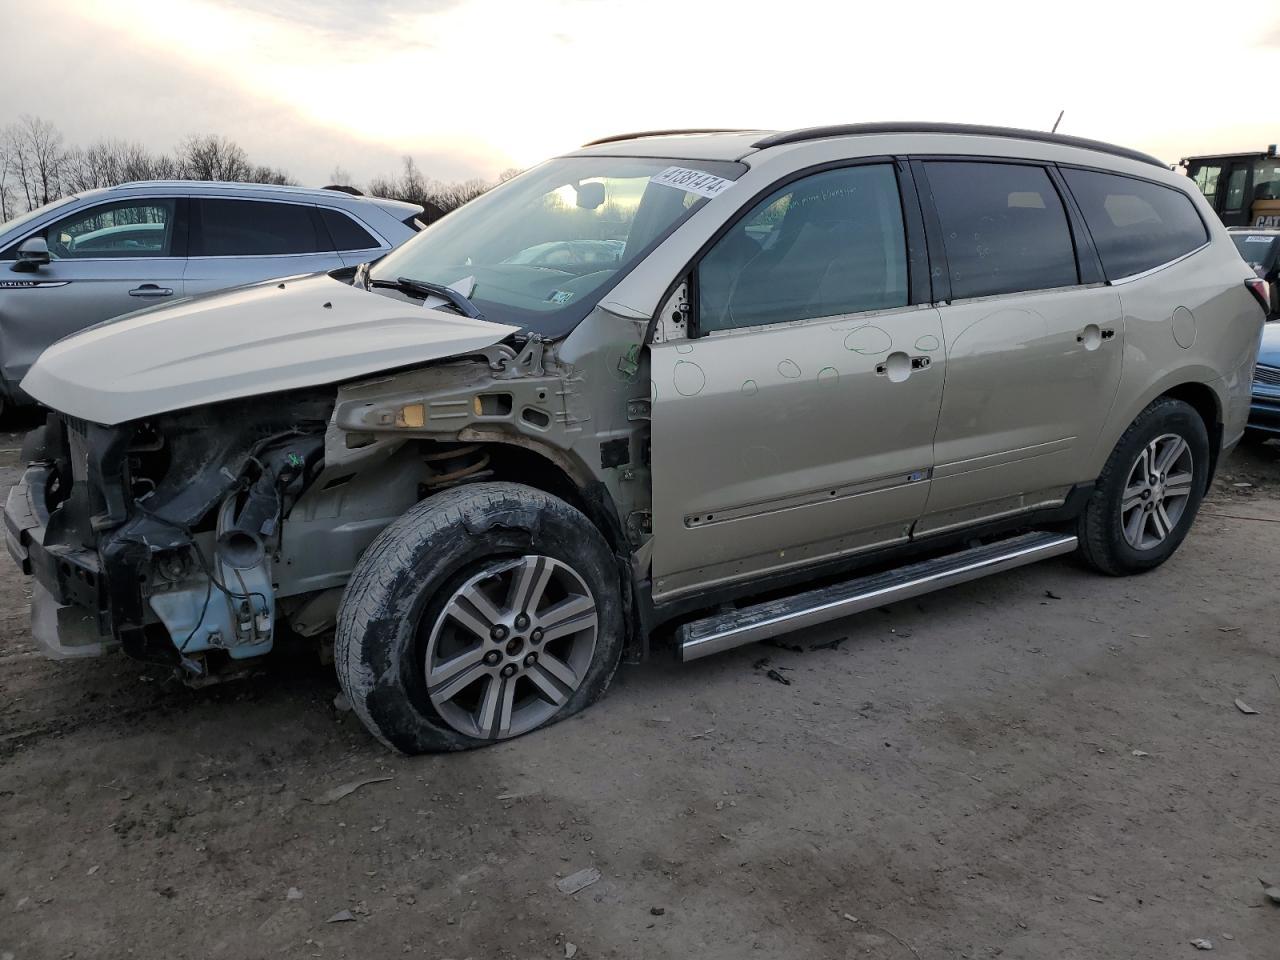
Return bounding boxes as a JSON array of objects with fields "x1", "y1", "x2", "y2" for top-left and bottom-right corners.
[
  {"x1": 1076, "y1": 397, "x2": 1209, "y2": 576},
  {"x1": 335, "y1": 481, "x2": 625, "y2": 753}
]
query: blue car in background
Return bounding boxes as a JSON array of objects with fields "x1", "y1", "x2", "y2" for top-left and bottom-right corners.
[
  {"x1": 1246, "y1": 319, "x2": 1280, "y2": 442},
  {"x1": 0, "y1": 181, "x2": 423, "y2": 418}
]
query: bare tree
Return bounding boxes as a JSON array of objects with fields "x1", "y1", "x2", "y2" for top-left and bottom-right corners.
[
  {"x1": 0, "y1": 129, "x2": 16, "y2": 221},
  {"x1": 432, "y1": 177, "x2": 490, "y2": 212},
  {"x1": 176, "y1": 134, "x2": 252, "y2": 182},
  {"x1": 13, "y1": 114, "x2": 66, "y2": 207},
  {"x1": 365, "y1": 155, "x2": 497, "y2": 220}
]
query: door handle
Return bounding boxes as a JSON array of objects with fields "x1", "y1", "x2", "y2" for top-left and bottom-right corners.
[
  {"x1": 1075, "y1": 324, "x2": 1115, "y2": 349},
  {"x1": 128, "y1": 284, "x2": 173, "y2": 298},
  {"x1": 875, "y1": 354, "x2": 931, "y2": 378}
]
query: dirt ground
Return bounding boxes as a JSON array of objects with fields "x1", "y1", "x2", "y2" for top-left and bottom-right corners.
[{"x1": 1, "y1": 419, "x2": 1278, "y2": 960}]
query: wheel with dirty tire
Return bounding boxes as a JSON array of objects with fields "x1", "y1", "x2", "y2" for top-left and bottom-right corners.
[
  {"x1": 1076, "y1": 397, "x2": 1209, "y2": 576},
  {"x1": 335, "y1": 481, "x2": 625, "y2": 753}
]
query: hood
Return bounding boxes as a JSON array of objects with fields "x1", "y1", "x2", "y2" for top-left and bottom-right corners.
[
  {"x1": 21, "y1": 273, "x2": 517, "y2": 425},
  {"x1": 1259, "y1": 320, "x2": 1280, "y2": 369}
]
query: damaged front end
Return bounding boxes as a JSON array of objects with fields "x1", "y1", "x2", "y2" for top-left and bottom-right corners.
[{"x1": 5, "y1": 395, "x2": 330, "y2": 676}]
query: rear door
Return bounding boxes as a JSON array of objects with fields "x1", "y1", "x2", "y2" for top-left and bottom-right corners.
[
  {"x1": 649, "y1": 161, "x2": 946, "y2": 600},
  {"x1": 0, "y1": 196, "x2": 186, "y2": 389},
  {"x1": 185, "y1": 197, "x2": 343, "y2": 295},
  {"x1": 913, "y1": 159, "x2": 1124, "y2": 535}
]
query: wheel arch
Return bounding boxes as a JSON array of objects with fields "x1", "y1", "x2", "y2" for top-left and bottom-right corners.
[
  {"x1": 451, "y1": 431, "x2": 628, "y2": 555},
  {"x1": 1157, "y1": 381, "x2": 1223, "y2": 486},
  {"x1": 444, "y1": 433, "x2": 642, "y2": 657},
  {"x1": 1093, "y1": 367, "x2": 1226, "y2": 488}
]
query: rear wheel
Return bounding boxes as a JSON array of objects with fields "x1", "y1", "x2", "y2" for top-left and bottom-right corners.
[
  {"x1": 1077, "y1": 397, "x2": 1209, "y2": 576},
  {"x1": 335, "y1": 482, "x2": 625, "y2": 753}
]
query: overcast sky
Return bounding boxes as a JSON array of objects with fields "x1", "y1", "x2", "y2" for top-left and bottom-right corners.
[{"x1": 4, "y1": 0, "x2": 1280, "y2": 187}]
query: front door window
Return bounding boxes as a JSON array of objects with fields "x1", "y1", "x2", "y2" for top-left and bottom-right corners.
[
  {"x1": 45, "y1": 199, "x2": 176, "y2": 259},
  {"x1": 696, "y1": 164, "x2": 909, "y2": 333}
]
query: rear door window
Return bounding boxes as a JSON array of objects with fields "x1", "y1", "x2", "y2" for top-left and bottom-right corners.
[
  {"x1": 1061, "y1": 169, "x2": 1208, "y2": 279},
  {"x1": 924, "y1": 161, "x2": 1078, "y2": 300},
  {"x1": 319, "y1": 208, "x2": 380, "y2": 252},
  {"x1": 697, "y1": 164, "x2": 909, "y2": 332},
  {"x1": 194, "y1": 199, "x2": 324, "y2": 257}
]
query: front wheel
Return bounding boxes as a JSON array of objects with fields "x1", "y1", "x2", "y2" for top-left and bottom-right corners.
[
  {"x1": 1077, "y1": 397, "x2": 1210, "y2": 576},
  {"x1": 335, "y1": 482, "x2": 625, "y2": 753}
]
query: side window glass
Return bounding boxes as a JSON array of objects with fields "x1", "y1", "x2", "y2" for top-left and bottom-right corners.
[
  {"x1": 320, "y1": 208, "x2": 380, "y2": 251},
  {"x1": 45, "y1": 199, "x2": 176, "y2": 260},
  {"x1": 195, "y1": 199, "x2": 323, "y2": 256},
  {"x1": 925, "y1": 161, "x2": 1078, "y2": 300},
  {"x1": 697, "y1": 164, "x2": 908, "y2": 333},
  {"x1": 1224, "y1": 167, "x2": 1249, "y2": 213},
  {"x1": 1062, "y1": 169, "x2": 1208, "y2": 279},
  {"x1": 1189, "y1": 164, "x2": 1222, "y2": 206}
]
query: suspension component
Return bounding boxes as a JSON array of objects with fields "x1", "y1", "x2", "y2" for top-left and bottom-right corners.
[{"x1": 422, "y1": 443, "x2": 492, "y2": 490}]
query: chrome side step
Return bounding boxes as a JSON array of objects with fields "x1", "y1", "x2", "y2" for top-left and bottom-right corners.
[{"x1": 677, "y1": 531, "x2": 1077, "y2": 662}]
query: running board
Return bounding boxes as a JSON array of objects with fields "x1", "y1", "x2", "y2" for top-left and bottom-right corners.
[{"x1": 677, "y1": 531, "x2": 1077, "y2": 662}]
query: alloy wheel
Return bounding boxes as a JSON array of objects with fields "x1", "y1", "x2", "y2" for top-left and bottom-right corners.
[
  {"x1": 1120, "y1": 433, "x2": 1195, "y2": 550},
  {"x1": 422, "y1": 555, "x2": 599, "y2": 740}
]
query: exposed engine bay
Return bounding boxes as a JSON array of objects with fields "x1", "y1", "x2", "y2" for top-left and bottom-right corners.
[{"x1": 5, "y1": 316, "x2": 652, "y2": 683}]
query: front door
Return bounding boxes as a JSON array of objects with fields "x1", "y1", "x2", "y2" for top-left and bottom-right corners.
[
  {"x1": 649, "y1": 163, "x2": 945, "y2": 601},
  {"x1": 912, "y1": 160, "x2": 1124, "y2": 534},
  {"x1": 0, "y1": 197, "x2": 185, "y2": 391},
  {"x1": 1220, "y1": 161, "x2": 1254, "y2": 227}
]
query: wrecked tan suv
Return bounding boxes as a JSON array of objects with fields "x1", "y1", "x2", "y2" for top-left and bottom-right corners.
[{"x1": 5, "y1": 123, "x2": 1264, "y2": 753}]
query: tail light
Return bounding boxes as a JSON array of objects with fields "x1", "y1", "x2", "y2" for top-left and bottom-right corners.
[{"x1": 1246, "y1": 277, "x2": 1271, "y2": 314}]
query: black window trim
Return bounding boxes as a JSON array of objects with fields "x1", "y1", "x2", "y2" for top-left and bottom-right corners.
[
  {"x1": 1053, "y1": 161, "x2": 1212, "y2": 283},
  {"x1": 188, "y1": 196, "x2": 332, "y2": 260},
  {"x1": 674, "y1": 155, "x2": 929, "y2": 340},
  {"x1": 3, "y1": 196, "x2": 189, "y2": 262},
  {"x1": 316, "y1": 205, "x2": 390, "y2": 253},
  {"x1": 910, "y1": 155, "x2": 1094, "y2": 306}
]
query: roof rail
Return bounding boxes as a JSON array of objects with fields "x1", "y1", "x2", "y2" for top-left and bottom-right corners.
[
  {"x1": 752, "y1": 122, "x2": 1165, "y2": 168},
  {"x1": 581, "y1": 128, "x2": 755, "y2": 147}
]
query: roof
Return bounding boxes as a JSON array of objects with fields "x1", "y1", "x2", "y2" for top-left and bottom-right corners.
[
  {"x1": 86, "y1": 180, "x2": 423, "y2": 218},
  {"x1": 113, "y1": 180, "x2": 359, "y2": 199},
  {"x1": 570, "y1": 131, "x2": 769, "y2": 161},
  {"x1": 1182, "y1": 150, "x2": 1278, "y2": 164},
  {"x1": 575, "y1": 122, "x2": 1164, "y2": 168}
]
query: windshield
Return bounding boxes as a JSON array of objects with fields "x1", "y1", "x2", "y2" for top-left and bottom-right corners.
[
  {"x1": 369, "y1": 156, "x2": 746, "y2": 336},
  {"x1": 1233, "y1": 232, "x2": 1279, "y2": 276},
  {"x1": 0, "y1": 195, "x2": 79, "y2": 240}
]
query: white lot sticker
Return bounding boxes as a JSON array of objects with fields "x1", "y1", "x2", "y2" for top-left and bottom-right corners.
[
  {"x1": 1245, "y1": 235, "x2": 1275, "y2": 243},
  {"x1": 548, "y1": 290, "x2": 575, "y2": 304},
  {"x1": 651, "y1": 166, "x2": 735, "y2": 199}
]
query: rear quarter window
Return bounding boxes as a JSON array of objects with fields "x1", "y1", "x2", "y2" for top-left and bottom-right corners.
[
  {"x1": 1061, "y1": 169, "x2": 1207, "y2": 280},
  {"x1": 320, "y1": 208, "x2": 381, "y2": 251}
]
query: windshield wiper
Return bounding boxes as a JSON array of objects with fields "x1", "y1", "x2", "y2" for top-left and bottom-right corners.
[{"x1": 370, "y1": 277, "x2": 485, "y2": 319}]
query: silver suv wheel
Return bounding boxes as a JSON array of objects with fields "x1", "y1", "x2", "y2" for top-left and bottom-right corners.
[
  {"x1": 1120, "y1": 433, "x2": 1195, "y2": 550},
  {"x1": 424, "y1": 555, "x2": 599, "y2": 740}
]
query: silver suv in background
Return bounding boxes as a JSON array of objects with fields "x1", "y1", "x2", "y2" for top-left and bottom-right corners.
[
  {"x1": 0, "y1": 181, "x2": 423, "y2": 415},
  {"x1": 4, "y1": 123, "x2": 1264, "y2": 754}
]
